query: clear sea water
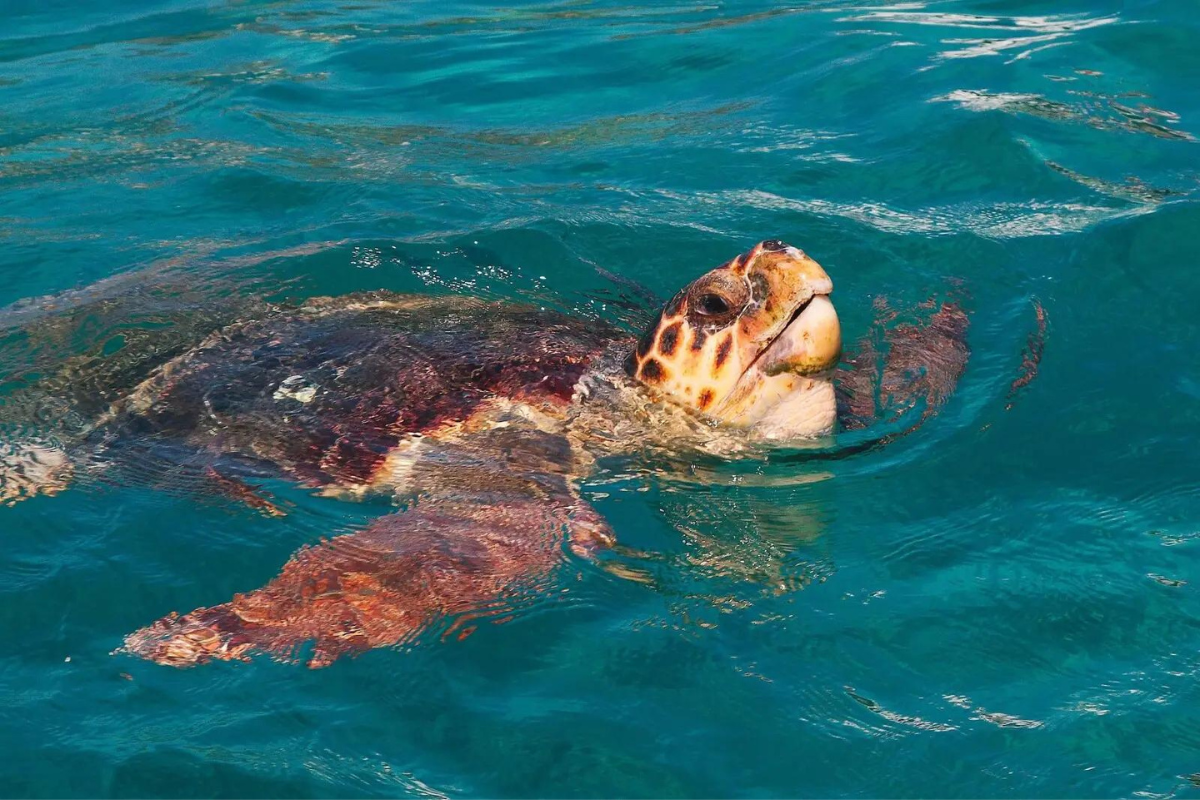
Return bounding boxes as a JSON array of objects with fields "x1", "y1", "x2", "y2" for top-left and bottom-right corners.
[{"x1": 2, "y1": 0, "x2": 1199, "y2": 797}]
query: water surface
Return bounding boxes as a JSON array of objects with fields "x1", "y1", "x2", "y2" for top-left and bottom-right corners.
[{"x1": 2, "y1": 0, "x2": 1199, "y2": 797}]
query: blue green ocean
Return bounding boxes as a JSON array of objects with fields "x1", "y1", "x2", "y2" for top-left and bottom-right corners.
[{"x1": 2, "y1": 0, "x2": 1199, "y2": 796}]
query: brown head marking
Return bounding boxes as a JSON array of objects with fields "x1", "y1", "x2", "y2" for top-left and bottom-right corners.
[
  {"x1": 714, "y1": 336, "x2": 732, "y2": 371},
  {"x1": 639, "y1": 357, "x2": 665, "y2": 383},
  {"x1": 659, "y1": 322, "x2": 681, "y2": 357}
]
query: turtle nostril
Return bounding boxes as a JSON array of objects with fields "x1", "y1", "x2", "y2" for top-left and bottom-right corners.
[{"x1": 760, "y1": 239, "x2": 788, "y2": 252}]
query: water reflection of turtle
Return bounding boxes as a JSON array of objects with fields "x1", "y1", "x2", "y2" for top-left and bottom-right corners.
[{"x1": 0, "y1": 241, "x2": 977, "y2": 667}]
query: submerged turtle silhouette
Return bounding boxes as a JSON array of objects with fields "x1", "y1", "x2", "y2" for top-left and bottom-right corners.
[{"x1": 2, "y1": 241, "x2": 973, "y2": 668}]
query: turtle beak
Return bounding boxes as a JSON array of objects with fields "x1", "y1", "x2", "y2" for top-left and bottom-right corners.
[
  {"x1": 741, "y1": 240, "x2": 840, "y2": 375},
  {"x1": 758, "y1": 294, "x2": 841, "y2": 376}
]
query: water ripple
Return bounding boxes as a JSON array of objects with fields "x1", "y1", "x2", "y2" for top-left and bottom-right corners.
[{"x1": 2, "y1": 0, "x2": 1200, "y2": 796}]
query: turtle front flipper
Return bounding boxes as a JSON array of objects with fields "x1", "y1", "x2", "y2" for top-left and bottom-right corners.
[
  {"x1": 122, "y1": 419, "x2": 613, "y2": 669},
  {"x1": 122, "y1": 490, "x2": 611, "y2": 668},
  {"x1": 835, "y1": 294, "x2": 970, "y2": 432}
]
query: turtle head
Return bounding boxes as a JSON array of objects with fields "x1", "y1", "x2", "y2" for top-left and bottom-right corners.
[{"x1": 628, "y1": 240, "x2": 842, "y2": 439}]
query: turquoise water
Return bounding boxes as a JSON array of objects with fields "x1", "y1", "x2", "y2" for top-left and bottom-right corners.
[{"x1": 2, "y1": 0, "x2": 1200, "y2": 796}]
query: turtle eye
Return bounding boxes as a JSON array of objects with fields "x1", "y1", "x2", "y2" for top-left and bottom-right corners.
[{"x1": 695, "y1": 293, "x2": 730, "y2": 316}]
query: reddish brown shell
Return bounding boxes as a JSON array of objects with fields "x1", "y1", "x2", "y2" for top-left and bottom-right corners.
[{"x1": 108, "y1": 294, "x2": 621, "y2": 486}]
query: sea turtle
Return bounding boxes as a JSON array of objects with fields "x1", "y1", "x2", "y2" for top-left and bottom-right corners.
[{"x1": 0, "y1": 240, "x2": 976, "y2": 668}]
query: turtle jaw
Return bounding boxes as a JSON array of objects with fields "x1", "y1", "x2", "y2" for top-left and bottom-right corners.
[
  {"x1": 710, "y1": 262, "x2": 842, "y2": 439},
  {"x1": 710, "y1": 293, "x2": 842, "y2": 438},
  {"x1": 755, "y1": 294, "x2": 842, "y2": 379}
]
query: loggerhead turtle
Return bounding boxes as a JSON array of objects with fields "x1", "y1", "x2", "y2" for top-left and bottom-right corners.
[{"x1": 0, "y1": 240, "x2": 972, "y2": 668}]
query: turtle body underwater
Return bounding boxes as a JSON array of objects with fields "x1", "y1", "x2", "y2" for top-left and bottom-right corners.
[{"x1": 0, "y1": 241, "x2": 975, "y2": 668}]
